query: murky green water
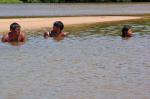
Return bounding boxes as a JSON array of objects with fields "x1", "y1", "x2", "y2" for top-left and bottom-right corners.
[{"x1": 0, "y1": 18, "x2": 150, "y2": 99}]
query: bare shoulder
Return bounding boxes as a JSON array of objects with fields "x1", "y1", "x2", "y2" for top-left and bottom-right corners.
[
  {"x1": 19, "y1": 32, "x2": 26, "y2": 42},
  {"x1": 1, "y1": 34, "x2": 9, "y2": 42},
  {"x1": 20, "y1": 32, "x2": 26, "y2": 36}
]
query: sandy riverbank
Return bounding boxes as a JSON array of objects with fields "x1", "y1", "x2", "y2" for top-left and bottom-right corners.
[{"x1": 0, "y1": 16, "x2": 141, "y2": 33}]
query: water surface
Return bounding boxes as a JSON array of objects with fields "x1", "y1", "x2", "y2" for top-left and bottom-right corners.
[
  {"x1": 0, "y1": 19, "x2": 150, "y2": 99},
  {"x1": 0, "y1": 3, "x2": 150, "y2": 17}
]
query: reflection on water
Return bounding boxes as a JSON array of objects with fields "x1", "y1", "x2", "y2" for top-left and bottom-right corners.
[
  {"x1": 6, "y1": 42, "x2": 26, "y2": 46},
  {"x1": 0, "y1": 19, "x2": 150, "y2": 99}
]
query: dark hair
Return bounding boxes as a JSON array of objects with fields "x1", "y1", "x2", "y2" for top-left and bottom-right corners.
[
  {"x1": 53, "y1": 21, "x2": 64, "y2": 31},
  {"x1": 122, "y1": 25, "x2": 131, "y2": 37},
  {"x1": 10, "y1": 22, "x2": 21, "y2": 30}
]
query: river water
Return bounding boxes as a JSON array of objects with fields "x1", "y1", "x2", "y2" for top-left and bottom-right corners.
[
  {"x1": 0, "y1": 3, "x2": 150, "y2": 17},
  {"x1": 0, "y1": 19, "x2": 150, "y2": 99}
]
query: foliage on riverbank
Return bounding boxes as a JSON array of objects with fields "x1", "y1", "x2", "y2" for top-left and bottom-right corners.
[{"x1": 0, "y1": 0, "x2": 22, "y2": 3}]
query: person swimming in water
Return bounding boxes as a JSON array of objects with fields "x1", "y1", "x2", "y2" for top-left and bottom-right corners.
[
  {"x1": 1, "y1": 22, "x2": 26, "y2": 42},
  {"x1": 44, "y1": 21, "x2": 67, "y2": 39},
  {"x1": 122, "y1": 25, "x2": 133, "y2": 38}
]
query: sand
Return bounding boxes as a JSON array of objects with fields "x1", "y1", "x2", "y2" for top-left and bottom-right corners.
[{"x1": 0, "y1": 16, "x2": 141, "y2": 33}]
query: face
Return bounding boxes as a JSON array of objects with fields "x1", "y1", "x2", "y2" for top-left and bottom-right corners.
[
  {"x1": 10, "y1": 28, "x2": 21, "y2": 35},
  {"x1": 52, "y1": 26, "x2": 61, "y2": 33}
]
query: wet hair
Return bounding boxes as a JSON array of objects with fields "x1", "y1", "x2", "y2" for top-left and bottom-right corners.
[
  {"x1": 10, "y1": 22, "x2": 21, "y2": 30},
  {"x1": 122, "y1": 25, "x2": 132, "y2": 37},
  {"x1": 53, "y1": 21, "x2": 64, "y2": 31}
]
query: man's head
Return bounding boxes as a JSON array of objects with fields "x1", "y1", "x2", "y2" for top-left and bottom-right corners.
[
  {"x1": 10, "y1": 22, "x2": 21, "y2": 34},
  {"x1": 52, "y1": 21, "x2": 64, "y2": 33},
  {"x1": 122, "y1": 25, "x2": 133, "y2": 37}
]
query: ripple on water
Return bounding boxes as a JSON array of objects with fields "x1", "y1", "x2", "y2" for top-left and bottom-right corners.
[{"x1": 0, "y1": 20, "x2": 150, "y2": 99}]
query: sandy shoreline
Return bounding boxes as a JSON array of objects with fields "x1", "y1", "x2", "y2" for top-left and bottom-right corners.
[{"x1": 0, "y1": 16, "x2": 141, "y2": 33}]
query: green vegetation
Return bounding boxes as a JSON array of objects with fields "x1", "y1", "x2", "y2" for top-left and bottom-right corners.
[
  {"x1": 0, "y1": 0, "x2": 22, "y2": 3},
  {"x1": 0, "y1": 0, "x2": 149, "y2": 3}
]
